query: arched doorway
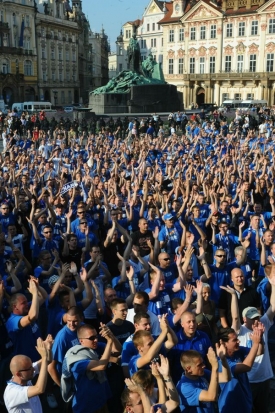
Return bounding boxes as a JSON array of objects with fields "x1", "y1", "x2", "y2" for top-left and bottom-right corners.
[
  {"x1": 2, "y1": 87, "x2": 13, "y2": 106},
  {"x1": 24, "y1": 86, "x2": 35, "y2": 101},
  {"x1": 196, "y1": 88, "x2": 205, "y2": 106}
]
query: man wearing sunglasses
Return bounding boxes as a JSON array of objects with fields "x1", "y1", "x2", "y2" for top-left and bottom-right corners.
[{"x1": 61, "y1": 323, "x2": 118, "y2": 413}]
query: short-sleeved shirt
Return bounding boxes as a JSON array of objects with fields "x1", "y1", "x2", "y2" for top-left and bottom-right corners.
[{"x1": 176, "y1": 370, "x2": 215, "y2": 413}]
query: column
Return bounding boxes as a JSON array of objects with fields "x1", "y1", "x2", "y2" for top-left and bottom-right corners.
[{"x1": 214, "y1": 82, "x2": 220, "y2": 105}]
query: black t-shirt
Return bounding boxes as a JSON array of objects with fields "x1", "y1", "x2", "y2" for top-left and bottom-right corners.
[
  {"x1": 61, "y1": 247, "x2": 83, "y2": 271},
  {"x1": 218, "y1": 286, "x2": 261, "y2": 326},
  {"x1": 131, "y1": 230, "x2": 154, "y2": 257},
  {"x1": 106, "y1": 320, "x2": 135, "y2": 345},
  {"x1": 103, "y1": 240, "x2": 124, "y2": 277}
]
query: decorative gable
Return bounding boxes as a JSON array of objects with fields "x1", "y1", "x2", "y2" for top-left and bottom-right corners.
[
  {"x1": 266, "y1": 42, "x2": 275, "y2": 52},
  {"x1": 248, "y1": 43, "x2": 259, "y2": 53},
  {"x1": 181, "y1": 0, "x2": 222, "y2": 22},
  {"x1": 224, "y1": 45, "x2": 234, "y2": 55},
  {"x1": 236, "y1": 42, "x2": 246, "y2": 53},
  {"x1": 198, "y1": 46, "x2": 207, "y2": 56}
]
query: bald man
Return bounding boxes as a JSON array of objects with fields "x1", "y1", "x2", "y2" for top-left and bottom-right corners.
[{"x1": 4, "y1": 338, "x2": 50, "y2": 413}]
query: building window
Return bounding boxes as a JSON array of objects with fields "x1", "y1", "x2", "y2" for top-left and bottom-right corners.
[
  {"x1": 141, "y1": 39, "x2": 146, "y2": 49},
  {"x1": 269, "y1": 19, "x2": 275, "y2": 34},
  {"x1": 179, "y1": 28, "x2": 184, "y2": 42},
  {"x1": 225, "y1": 55, "x2": 231, "y2": 72},
  {"x1": 158, "y1": 24, "x2": 161, "y2": 30},
  {"x1": 42, "y1": 71, "x2": 47, "y2": 81},
  {"x1": 52, "y1": 70, "x2": 55, "y2": 81},
  {"x1": 234, "y1": 93, "x2": 241, "y2": 100},
  {"x1": 249, "y1": 54, "x2": 256, "y2": 72},
  {"x1": 41, "y1": 47, "x2": 46, "y2": 59},
  {"x1": 152, "y1": 23, "x2": 155, "y2": 31},
  {"x1": 267, "y1": 53, "x2": 274, "y2": 72},
  {"x1": 61, "y1": 91, "x2": 65, "y2": 104},
  {"x1": 251, "y1": 21, "x2": 258, "y2": 35},
  {"x1": 153, "y1": 55, "x2": 156, "y2": 61},
  {"x1": 72, "y1": 71, "x2": 76, "y2": 82},
  {"x1": 210, "y1": 25, "x2": 216, "y2": 39},
  {"x1": 41, "y1": 28, "x2": 45, "y2": 37},
  {"x1": 199, "y1": 57, "x2": 205, "y2": 74},
  {"x1": 237, "y1": 55, "x2": 243, "y2": 72},
  {"x1": 72, "y1": 51, "x2": 76, "y2": 61},
  {"x1": 247, "y1": 93, "x2": 254, "y2": 99},
  {"x1": 51, "y1": 48, "x2": 55, "y2": 59},
  {"x1": 210, "y1": 56, "x2": 215, "y2": 73},
  {"x1": 66, "y1": 71, "x2": 70, "y2": 81},
  {"x1": 66, "y1": 50, "x2": 69, "y2": 61},
  {"x1": 151, "y1": 38, "x2": 156, "y2": 47},
  {"x1": 238, "y1": 22, "x2": 245, "y2": 36},
  {"x1": 2, "y1": 59, "x2": 9, "y2": 74},
  {"x1": 226, "y1": 23, "x2": 233, "y2": 37},
  {"x1": 169, "y1": 29, "x2": 174, "y2": 42},
  {"x1": 190, "y1": 27, "x2": 196, "y2": 40},
  {"x1": 190, "y1": 57, "x2": 195, "y2": 74},
  {"x1": 125, "y1": 29, "x2": 131, "y2": 38},
  {"x1": 222, "y1": 93, "x2": 229, "y2": 101},
  {"x1": 200, "y1": 26, "x2": 206, "y2": 40},
  {"x1": 119, "y1": 63, "x2": 123, "y2": 71},
  {"x1": 161, "y1": 38, "x2": 163, "y2": 46},
  {"x1": 58, "y1": 49, "x2": 62, "y2": 61},
  {"x1": 23, "y1": 37, "x2": 30, "y2": 50},
  {"x1": 147, "y1": 23, "x2": 150, "y2": 32},
  {"x1": 168, "y1": 58, "x2": 174, "y2": 74},
  {"x1": 25, "y1": 15, "x2": 30, "y2": 28},
  {"x1": 24, "y1": 60, "x2": 32, "y2": 75},
  {"x1": 178, "y1": 58, "x2": 184, "y2": 74},
  {"x1": 119, "y1": 46, "x2": 123, "y2": 55},
  {"x1": 59, "y1": 70, "x2": 63, "y2": 81},
  {"x1": 68, "y1": 90, "x2": 72, "y2": 103}
]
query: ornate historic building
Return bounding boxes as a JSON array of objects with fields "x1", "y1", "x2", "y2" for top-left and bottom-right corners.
[
  {"x1": 0, "y1": 0, "x2": 38, "y2": 105},
  {"x1": 116, "y1": 0, "x2": 275, "y2": 107}
]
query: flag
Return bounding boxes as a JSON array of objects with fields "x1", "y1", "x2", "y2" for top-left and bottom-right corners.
[{"x1": 19, "y1": 17, "x2": 25, "y2": 48}]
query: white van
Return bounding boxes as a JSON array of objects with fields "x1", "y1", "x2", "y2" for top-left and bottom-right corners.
[
  {"x1": 12, "y1": 103, "x2": 24, "y2": 112},
  {"x1": 238, "y1": 100, "x2": 267, "y2": 111},
  {"x1": 218, "y1": 100, "x2": 241, "y2": 112},
  {"x1": 22, "y1": 101, "x2": 52, "y2": 112}
]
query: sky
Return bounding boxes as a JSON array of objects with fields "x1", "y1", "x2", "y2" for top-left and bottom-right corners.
[{"x1": 81, "y1": 0, "x2": 150, "y2": 52}]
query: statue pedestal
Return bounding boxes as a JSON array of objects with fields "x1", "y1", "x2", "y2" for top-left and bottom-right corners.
[{"x1": 89, "y1": 83, "x2": 182, "y2": 114}]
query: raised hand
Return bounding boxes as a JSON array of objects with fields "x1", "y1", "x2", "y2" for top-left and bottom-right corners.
[
  {"x1": 220, "y1": 285, "x2": 236, "y2": 295},
  {"x1": 156, "y1": 354, "x2": 170, "y2": 377},
  {"x1": 215, "y1": 340, "x2": 226, "y2": 359},
  {"x1": 207, "y1": 347, "x2": 218, "y2": 369}
]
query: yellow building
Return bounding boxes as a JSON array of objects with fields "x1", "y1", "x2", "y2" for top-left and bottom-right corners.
[{"x1": 0, "y1": 0, "x2": 38, "y2": 105}]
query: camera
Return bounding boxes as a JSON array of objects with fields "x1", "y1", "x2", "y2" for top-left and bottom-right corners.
[{"x1": 151, "y1": 356, "x2": 160, "y2": 364}]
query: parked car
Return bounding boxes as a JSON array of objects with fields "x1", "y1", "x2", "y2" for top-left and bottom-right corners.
[{"x1": 64, "y1": 106, "x2": 74, "y2": 113}]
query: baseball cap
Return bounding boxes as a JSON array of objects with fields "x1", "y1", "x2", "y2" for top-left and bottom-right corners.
[
  {"x1": 48, "y1": 275, "x2": 59, "y2": 287},
  {"x1": 242, "y1": 307, "x2": 261, "y2": 319},
  {"x1": 164, "y1": 213, "x2": 174, "y2": 221}
]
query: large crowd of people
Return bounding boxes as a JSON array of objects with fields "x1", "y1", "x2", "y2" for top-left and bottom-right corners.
[{"x1": 0, "y1": 106, "x2": 275, "y2": 413}]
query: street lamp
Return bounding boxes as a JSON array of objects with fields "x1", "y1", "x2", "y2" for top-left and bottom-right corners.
[{"x1": 52, "y1": 90, "x2": 58, "y2": 107}]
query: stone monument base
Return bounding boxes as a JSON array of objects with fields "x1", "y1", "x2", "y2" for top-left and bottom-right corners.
[{"x1": 89, "y1": 83, "x2": 182, "y2": 114}]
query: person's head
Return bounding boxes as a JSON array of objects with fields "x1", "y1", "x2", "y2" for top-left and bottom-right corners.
[
  {"x1": 234, "y1": 246, "x2": 247, "y2": 265},
  {"x1": 7, "y1": 224, "x2": 17, "y2": 237},
  {"x1": 253, "y1": 203, "x2": 263, "y2": 214},
  {"x1": 133, "y1": 330, "x2": 154, "y2": 356},
  {"x1": 202, "y1": 283, "x2": 211, "y2": 302},
  {"x1": 133, "y1": 291, "x2": 149, "y2": 313},
  {"x1": 131, "y1": 370, "x2": 155, "y2": 396},
  {"x1": 150, "y1": 270, "x2": 165, "y2": 291},
  {"x1": 77, "y1": 324, "x2": 98, "y2": 350},
  {"x1": 89, "y1": 245, "x2": 101, "y2": 261},
  {"x1": 42, "y1": 225, "x2": 53, "y2": 240},
  {"x1": 191, "y1": 206, "x2": 200, "y2": 218},
  {"x1": 180, "y1": 350, "x2": 205, "y2": 377},
  {"x1": 242, "y1": 307, "x2": 261, "y2": 330},
  {"x1": 214, "y1": 249, "x2": 227, "y2": 266},
  {"x1": 158, "y1": 252, "x2": 171, "y2": 268},
  {"x1": 218, "y1": 221, "x2": 228, "y2": 235},
  {"x1": 180, "y1": 311, "x2": 197, "y2": 338},
  {"x1": 9, "y1": 354, "x2": 35, "y2": 384},
  {"x1": 138, "y1": 218, "x2": 148, "y2": 234},
  {"x1": 171, "y1": 297, "x2": 184, "y2": 315},
  {"x1": 231, "y1": 268, "x2": 245, "y2": 289},
  {"x1": 250, "y1": 214, "x2": 260, "y2": 230},
  {"x1": 104, "y1": 288, "x2": 117, "y2": 306},
  {"x1": 163, "y1": 213, "x2": 174, "y2": 228},
  {"x1": 66, "y1": 306, "x2": 83, "y2": 332},
  {"x1": 67, "y1": 234, "x2": 78, "y2": 250},
  {"x1": 1, "y1": 203, "x2": 9, "y2": 216},
  {"x1": 263, "y1": 230, "x2": 274, "y2": 246},
  {"x1": 134, "y1": 312, "x2": 151, "y2": 332},
  {"x1": 121, "y1": 388, "x2": 143, "y2": 413},
  {"x1": 218, "y1": 328, "x2": 239, "y2": 355},
  {"x1": 10, "y1": 293, "x2": 29, "y2": 316},
  {"x1": 110, "y1": 298, "x2": 128, "y2": 320},
  {"x1": 38, "y1": 250, "x2": 52, "y2": 268}
]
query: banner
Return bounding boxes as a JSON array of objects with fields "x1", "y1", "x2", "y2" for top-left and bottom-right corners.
[{"x1": 60, "y1": 181, "x2": 78, "y2": 196}]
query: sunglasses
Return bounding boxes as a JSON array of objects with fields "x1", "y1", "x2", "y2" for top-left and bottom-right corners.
[
  {"x1": 44, "y1": 231, "x2": 52, "y2": 234},
  {"x1": 215, "y1": 255, "x2": 226, "y2": 258},
  {"x1": 161, "y1": 258, "x2": 170, "y2": 261},
  {"x1": 80, "y1": 222, "x2": 87, "y2": 225},
  {"x1": 78, "y1": 211, "x2": 85, "y2": 214},
  {"x1": 82, "y1": 335, "x2": 98, "y2": 341}
]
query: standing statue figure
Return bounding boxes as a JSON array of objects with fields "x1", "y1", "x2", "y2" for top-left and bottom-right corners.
[{"x1": 127, "y1": 33, "x2": 143, "y2": 74}]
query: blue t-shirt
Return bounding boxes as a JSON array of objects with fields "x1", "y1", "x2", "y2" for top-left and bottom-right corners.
[
  {"x1": 219, "y1": 347, "x2": 252, "y2": 413},
  {"x1": 208, "y1": 265, "x2": 231, "y2": 305},
  {"x1": 176, "y1": 369, "x2": 215, "y2": 413},
  {"x1": 145, "y1": 285, "x2": 173, "y2": 316},
  {"x1": 52, "y1": 325, "x2": 80, "y2": 374}
]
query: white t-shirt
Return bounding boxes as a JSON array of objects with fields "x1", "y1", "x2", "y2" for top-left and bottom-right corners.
[
  {"x1": 238, "y1": 313, "x2": 273, "y2": 383},
  {"x1": 126, "y1": 308, "x2": 161, "y2": 336},
  {"x1": 4, "y1": 363, "x2": 42, "y2": 413}
]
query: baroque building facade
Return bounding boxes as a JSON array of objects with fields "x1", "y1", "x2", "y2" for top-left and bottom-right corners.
[
  {"x1": 114, "y1": 0, "x2": 275, "y2": 107},
  {"x1": 0, "y1": 0, "x2": 38, "y2": 104}
]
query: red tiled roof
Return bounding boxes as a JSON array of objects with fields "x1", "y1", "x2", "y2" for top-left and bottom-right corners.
[
  {"x1": 225, "y1": 5, "x2": 259, "y2": 15},
  {"x1": 125, "y1": 19, "x2": 142, "y2": 26}
]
